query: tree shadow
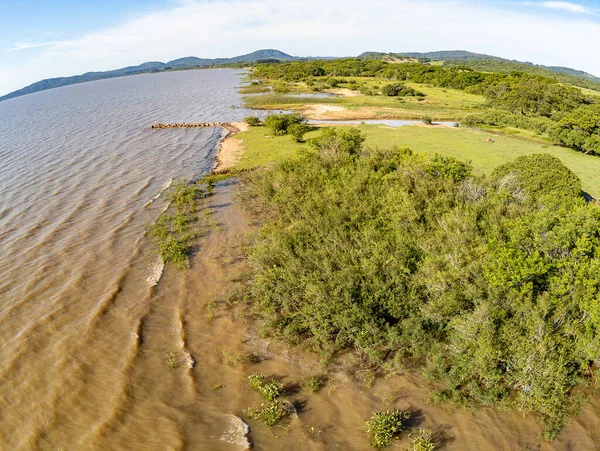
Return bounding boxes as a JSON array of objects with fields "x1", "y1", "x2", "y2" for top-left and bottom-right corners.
[
  {"x1": 431, "y1": 424, "x2": 455, "y2": 449},
  {"x1": 404, "y1": 407, "x2": 425, "y2": 429}
]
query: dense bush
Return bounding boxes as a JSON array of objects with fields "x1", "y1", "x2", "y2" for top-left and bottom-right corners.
[
  {"x1": 382, "y1": 83, "x2": 425, "y2": 97},
  {"x1": 244, "y1": 115, "x2": 262, "y2": 126},
  {"x1": 365, "y1": 410, "x2": 411, "y2": 448},
  {"x1": 462, "y1": 109, "x2": 555, "y2": 134},
  {"x1": 550, "y1": 104, "x2": 600, "y2": 154},
  {"x1": 288, "y1": 123, "x2": 311, "y2": 142},
  {"x1": 240, "y1": 129, "x2": 600, "y2": 438},
  {"x1": 263, "y1": 113, "x2": 307, "y2": 136},
  {"x1": 492, "y1": 154, "x2": 582, "y2": 200}
]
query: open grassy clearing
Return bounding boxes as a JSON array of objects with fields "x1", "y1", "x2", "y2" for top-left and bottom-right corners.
[
  {"x1": 242, "y1": 77, "x2": 486, "y2": 120},
  {"x1": 233, "y1": 124, "x2": 600, "y2": 197}
]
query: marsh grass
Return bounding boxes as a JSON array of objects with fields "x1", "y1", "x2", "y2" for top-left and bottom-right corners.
[
  {"x1": 302, "y1": 375, "x2": 325, "y2": 394},
  {"x1": 365, "y1": 410, "x2": 411, "y2": 449},
  {"x1": 248, "y1": 373, "x2": 285, "y2": 401},
  {"x1": 243, "y1": 400, "x2": 289, "y2": 427},
  {"x1": 219, "y1": 348, "x2": 262, "y2": 366},
  {"x1": 239, "y1": 85, "x2": 271, "y2": 94},
  {"x1": 243, "y1": 93, "x2": 341, "y2": 108},
  {"x1": 165, "y1": 352, "x2": 178, "y2": 369},
  {"x1": 409, "y1": 429, "x2": 437, "y2": 451},
  {"x1": 148, "y1": 179, "x2": 203, "y2": 269}
]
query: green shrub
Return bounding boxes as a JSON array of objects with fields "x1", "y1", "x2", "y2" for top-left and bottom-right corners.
[
  {"x1": 308, "y1": 127, "x2": 365, "y2": 157},
  {"x1": 167, "y1": 179, "x2": 201, "y2": 208},
  {"x1": 381, "y1": 83, "x2": 426, "y2": 97},
  {"x1": 410, "y1": 429, "x2": 436, "y2": 451},
  {"x1": 239, "y1": 133, "x2": 600, "y2": 439},
  {"x1": 263, "y1": 113, "x2": 307, "y2": 136},
  {"x1": 422, "y1": 116, "x2": 433, "y2": 125},
  {"x1": 302, "y1": 375, "x2": 325, "y2": 393},
  {"x1": 288, "y1": 123, "x2": 311, "y2": 143},
  {"x1": 243, "y1": 400, "x2": 289, "y2": 426},
  {"x1": 492, "y1": 153, "x2": 582, "y2": 200},
  {"x1": 273, "y1": 82, "x2": 291, "y2": 93},
  {"x1": 244, "y1": 115, "x2": 262, "y2": 126},
  {"x1": 365, "y1": 410, "x2": 410, "y2": 448},
  {"x1": 247, "y1": 373, "x2": 285, "y2": 401}
]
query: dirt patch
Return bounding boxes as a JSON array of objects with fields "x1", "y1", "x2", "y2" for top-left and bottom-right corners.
[
  {"x1": 326, "y1": 88, "x2": 360, "y2": 97},
  {"x1": 214, "y1": 121, "x2": 248, "y2": 172},
  {"x1": 302, "y1": 103, "x2": 347, "y2": 118}
]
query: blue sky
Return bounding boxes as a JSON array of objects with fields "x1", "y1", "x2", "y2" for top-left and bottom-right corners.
[{"x1": 2, "y1": 0, "x2": 600, "y2": 96}]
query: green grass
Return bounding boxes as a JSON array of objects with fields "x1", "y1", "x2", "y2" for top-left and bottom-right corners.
[
  {"x1": 239, "y1": 85, "x2": 271, "y2": 94},
  {"x1": 232, "y1": 124, "x2": 600, "y2": 198},
  {"x1": 358, "y1": 125, "x2": 600, "y2": 197},
  {"x1": 233, "y1": 126, "x2": 320, "y2": 170},
  {"x1": 243, "y1": 78, "x2": 485, "y2": 120}
]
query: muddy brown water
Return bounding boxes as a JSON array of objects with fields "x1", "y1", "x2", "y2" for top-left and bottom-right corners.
[{"x1": 1, "y1": 70, "x2": 599, "y2": 450}]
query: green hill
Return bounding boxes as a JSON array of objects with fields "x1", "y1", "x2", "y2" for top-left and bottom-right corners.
[
  {"x1": 0, "y1": 49, "x2": 296, "y2": 102},
  {"x1": 359, "y1": 50, "x2": 600, "y2": 91}
]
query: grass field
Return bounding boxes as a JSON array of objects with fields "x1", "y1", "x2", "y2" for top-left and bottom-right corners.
[
  {"x1": 242, "y1": 78, "x2": 486, "y2": 121},
  {"x1": 233, "y1": 124, "x2": 600, "y2": 198}
]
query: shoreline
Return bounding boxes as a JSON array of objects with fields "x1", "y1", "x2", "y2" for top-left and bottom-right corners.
[{"x1": 214, "y1": 121, "x2": 248, "y2": 173}]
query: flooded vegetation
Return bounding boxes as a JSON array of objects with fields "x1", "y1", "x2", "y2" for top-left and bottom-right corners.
[{"x1": 3, "y1": 66, "x2": 600, "y2": 450}]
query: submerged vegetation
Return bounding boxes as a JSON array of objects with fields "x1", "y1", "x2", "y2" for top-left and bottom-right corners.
[
  {"x1": 239, "y1": 127, "x2": 600, "y2": 439},
  {"x1": 148, "y1": 179, "x2": 202, "y2": 269},
  {"x1": 365, "y1": 409, "x2": 411, "y2": 448}
]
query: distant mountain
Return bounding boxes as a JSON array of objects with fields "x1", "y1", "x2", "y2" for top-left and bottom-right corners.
[
  {"x1": 359, "y1": 50, "x2": 600, "y2": 90},
  {"x1": 0, "y1": 49, "x2": 296, "y2": 102},
  {"x1": 3, "y1": 48, "x2": 600, "y2": 102}
]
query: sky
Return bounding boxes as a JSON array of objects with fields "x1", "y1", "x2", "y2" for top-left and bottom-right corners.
[{"x1": 1, "y1": 0, "x2": 600, "y2": 96}]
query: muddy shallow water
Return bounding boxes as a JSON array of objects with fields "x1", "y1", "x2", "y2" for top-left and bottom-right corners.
[{"x1": 1, "y1": 69, "x2": 599, "y2": 450}]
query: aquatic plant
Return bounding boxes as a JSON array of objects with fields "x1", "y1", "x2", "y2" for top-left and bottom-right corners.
[
  {"x1": 365, "y1": 409, "x2": 411, "y2": 448},
  {"x1": 410, "y1": 429, "x2": 436, "y2": 451},
  {"x1": 165, "y1": 352, "x2": 178, "y2": 369},
  {"x1": 247, "y1": 373, "x2": 285, "y2": 401},
  {"x1": 302, "y1": 375, "x2": 325, "y2": 394},
  {"x1": 243, "y1": 400, "x2": 289, "y2": 427}
]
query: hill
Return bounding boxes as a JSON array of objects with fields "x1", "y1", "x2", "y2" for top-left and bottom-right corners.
[
  {"x1": 0, "y1": 49, "x2": 296, "y2": 102},
  {"x1": 359, "y1": 50, "x2": 600, "y2": 90},
  {"x1": 4, "y1": 48, "x2": 600, "y2": 102}
]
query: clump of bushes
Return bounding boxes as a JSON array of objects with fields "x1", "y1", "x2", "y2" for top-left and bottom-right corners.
[
  {"x1": 244, "y1": 115, "x2": 262, "y2": 126},
  {"x1": 492, "y1": 153, "x2": 582, "y2": 200},
  {"x1": 239, "y1": 127, "x2": 597, "y2": 439},
  {"x1": 382, "y1": 83, "x2": 425, "y2": 97},
  {"x1": 273, "y1": 82, "x2": 291, "y2": 93},
  {"x1": 288, "y1": 123, "x2": 311, "y2": 143},
  {"x1": 550, "y1": 103, "x2": 600, "y2": 154},
  {"x1": 308, "y1": 126, "x2": 365, "y2": 156},
  {"x1": 263, "y1": 113, "x2": 307, "y2": 136},
  {"x1": 365, "y1": 409, "x2": 411, "y2": 448}
]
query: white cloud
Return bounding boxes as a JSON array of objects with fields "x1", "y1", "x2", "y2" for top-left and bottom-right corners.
[
  {"x1": 2, "y1": 0, "x2": 600, "y2": 96},
  {"x1": 7, "y1": 41, "x2": 69, "y2": 52},
  {"x1": 519, "y1": 1, "x2": 592, "y2": 14}
]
